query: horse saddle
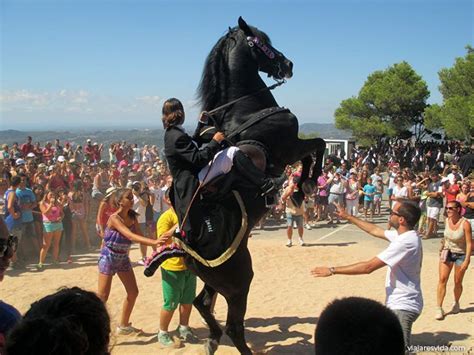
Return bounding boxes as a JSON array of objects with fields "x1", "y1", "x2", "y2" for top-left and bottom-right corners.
[{"x1": 176, "y1": 173, "x2": 249, "y2": 266}]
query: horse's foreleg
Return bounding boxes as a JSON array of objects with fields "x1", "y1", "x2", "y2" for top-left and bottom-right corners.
[
  {"x1": 311, "y1": 138, "x2": 326, "y2": 179},
  {"x1": 193, "y1": 284, "x2": 222, "y2": 353},
  {"x1": 224, "y1": 292, "x2": 252, "y2": 355}
]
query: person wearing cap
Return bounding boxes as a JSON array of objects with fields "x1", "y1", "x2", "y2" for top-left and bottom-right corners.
[
  {"x1": 446, "y1": 165, "x2": 463, "y2": 185},
  {"x1": 15, "y1": 159, "x2": 26, "y2": 168},
  {"x1": 425, "y1": 171, "x2": 444, "y2": 239},
  {"x1": 312, "y1": 201, "x2": 423, "y2": 349},
  {"x1": 20, "y1": 136, "x2": 34, "y2": 158},
  {"x1": 33, "y1": 164, "x2": 48, "y2": 186}
]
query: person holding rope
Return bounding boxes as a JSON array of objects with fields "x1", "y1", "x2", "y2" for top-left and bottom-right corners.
[{"x1": 162, "y1": 98, "x2": 285, "y2": 240}]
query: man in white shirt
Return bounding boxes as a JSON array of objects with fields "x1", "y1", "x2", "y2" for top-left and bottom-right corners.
[{"x1": 311, "y1": 201, "x2": 423, "y2": 350}]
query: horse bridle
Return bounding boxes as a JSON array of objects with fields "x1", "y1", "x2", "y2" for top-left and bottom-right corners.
[{"x1": 246, "y1": 36, "x2": 286, "y2": 80}]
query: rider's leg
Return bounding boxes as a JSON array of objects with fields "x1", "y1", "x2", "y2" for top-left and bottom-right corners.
[{"x1": 232, "y1": 150, "x2": 286, "y2": 195}]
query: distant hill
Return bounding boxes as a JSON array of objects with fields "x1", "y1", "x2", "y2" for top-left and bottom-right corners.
[
  {"x1": 0, "y1": 123, "x2": 352, "y2": 147},
  {"x1": 0, "y1": 129, "x2": 165, "y2": 148},
  {"x1": 299, "y1": 123, "x2": 353, "y2": 139}
]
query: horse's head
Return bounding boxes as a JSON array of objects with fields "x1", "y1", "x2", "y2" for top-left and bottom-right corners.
[{"x1": 237, "y1": 17, "x2": 293, "y2": 80}]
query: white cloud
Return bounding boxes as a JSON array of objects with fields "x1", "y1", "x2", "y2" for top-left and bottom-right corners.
[{"x1": 0, "y1": 89, "x2": 165, "y2": 115}]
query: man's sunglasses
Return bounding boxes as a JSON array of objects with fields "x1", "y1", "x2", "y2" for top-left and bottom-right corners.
[
  {"x1": 390, "y1": 211, "x2": 405, "y2": 218},
  {"x1": 446, "y1": 207, "x2": 459, "y2": 211},
  {"x1": 0, "y1": 235, "x2": 18, "y2": 258}
]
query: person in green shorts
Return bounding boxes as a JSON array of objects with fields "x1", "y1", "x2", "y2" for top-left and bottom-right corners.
[{"x1": 156, "y1": 190, "x2": 198, "y2": 347}]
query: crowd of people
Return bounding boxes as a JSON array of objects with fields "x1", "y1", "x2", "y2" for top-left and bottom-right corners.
[{"x1": 0, "y1": 127, "x2": 473, "y2": 353}]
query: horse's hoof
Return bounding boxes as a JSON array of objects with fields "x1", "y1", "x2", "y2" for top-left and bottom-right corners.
[{"x1": 204, "y1": 338, "x2": 219, "y2": 355}]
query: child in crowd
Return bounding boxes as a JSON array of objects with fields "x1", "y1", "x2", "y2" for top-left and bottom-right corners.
[
  {"x1": 362, "y1": 177, "x2": 375, "y2": 221},
  {"x1": 374, "y1": 179, "x2": 384, "y2": 216},
  {"x1": 155, "y1": 190, "x2": 198, "y2": 347}
]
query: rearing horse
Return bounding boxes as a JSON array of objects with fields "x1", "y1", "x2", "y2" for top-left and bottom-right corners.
[{"x1": 185, "y1": 17, "x2": 325, "y2": 354}]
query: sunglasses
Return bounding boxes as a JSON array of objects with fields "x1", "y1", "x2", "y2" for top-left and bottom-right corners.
[
  {"x1": 0, "y1": 235, "x2": 18, "y2": 258},
  {"x1": 390, "y1": 211, "x2": 404, "y2": 218},
  {"x1": 446, "y1": 207, "x2": 459, "y2": 211}
]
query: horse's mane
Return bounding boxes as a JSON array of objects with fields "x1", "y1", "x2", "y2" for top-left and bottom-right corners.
[{"x1": 197, "y1": 25, "x2": 272, "y2": 112}]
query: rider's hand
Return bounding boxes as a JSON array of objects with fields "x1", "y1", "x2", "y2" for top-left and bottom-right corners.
[
  {"x1": 199, "y1": 111, "x2": 209, "y2": 123},
  {"x1": 212, "y1": 132, "x2": 225, "y2": 143}
]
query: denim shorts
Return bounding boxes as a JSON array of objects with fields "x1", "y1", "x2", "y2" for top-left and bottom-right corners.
[
  {"x1": 43, "y1": 221, "x2": 63, "y2": 233},
  {"x1": 286, "y1": 213, "x2": 303, "y2": 228},
  {"x1": 447, "y1": 251, "x2": 466, "y2": 266}
]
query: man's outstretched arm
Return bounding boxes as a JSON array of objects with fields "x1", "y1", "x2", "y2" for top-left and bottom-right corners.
[{"x1": 334, "y1": 203, "x2": 388, "y2": 240}]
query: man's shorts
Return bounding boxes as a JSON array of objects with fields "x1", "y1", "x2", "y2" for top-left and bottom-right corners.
[
  {"x1": 316, "y1": 195, "x2": 328, "y2": 206},
  {"x1": 426, "y1": 206, "x2": 440, "y2": 219},
  {"x1": 286, "y1": 213, "x2": 304, "y2": 228},
  {"x1": 161, "y1": 269, "x2": 196, "y2": 311},
  {"x1": 364, "y1": 200, "x2": 374, "y2": 210}
]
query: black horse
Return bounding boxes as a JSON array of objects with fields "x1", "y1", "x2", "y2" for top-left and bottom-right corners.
[{"x1": 185, "y1": 17, "x2": 326, "y2": 354}]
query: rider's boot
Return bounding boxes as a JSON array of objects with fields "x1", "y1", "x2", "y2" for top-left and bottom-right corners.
[{"x1": 232, "y1": 151, "x2": 287, "y2": 195}]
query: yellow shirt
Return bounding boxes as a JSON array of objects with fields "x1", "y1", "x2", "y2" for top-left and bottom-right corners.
[{"x1": 156, "y1": 209, "x2": 186, "y2": 271}]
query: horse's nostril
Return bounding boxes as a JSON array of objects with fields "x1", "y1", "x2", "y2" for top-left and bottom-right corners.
[{"x1": 287, "y1": 60, "x2": 293, "y2": 70}]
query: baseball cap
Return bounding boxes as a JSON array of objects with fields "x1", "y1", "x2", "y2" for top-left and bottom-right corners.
[
  {"x1": 441, "y1": 177, "x2": 450, "y2": 184},
  {"x1": 26, "y1": 152, "x2": 36, "y2": 158},
  {"x1": 57, "y1": 156, "x2": 66, "y2": 162},
  {"x1": 15, "y1": 158, "x2": 26, "y2": 166}
]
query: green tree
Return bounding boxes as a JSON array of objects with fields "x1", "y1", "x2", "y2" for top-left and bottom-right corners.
[
  {"x1": 424, "y1": 46, "x2": 474, "y2": 140},
  {"x1": 335, "y1": 62, "x2": 429, "y2": 146}
]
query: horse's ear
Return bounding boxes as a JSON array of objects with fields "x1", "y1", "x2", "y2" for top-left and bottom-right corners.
[{"x1": 238, "y1": 16, "x2": 253, "y2": 36}]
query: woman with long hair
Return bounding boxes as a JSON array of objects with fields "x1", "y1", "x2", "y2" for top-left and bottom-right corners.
[
  {"x1": 436, "y1": 200, "x2": 472, "y2": 320},
  {"x1": 97, "y1": 188, "x2": 161, "y2": 335},
  {"x1": 37, "y1": 189, "x2": 64, "y2": 270}
]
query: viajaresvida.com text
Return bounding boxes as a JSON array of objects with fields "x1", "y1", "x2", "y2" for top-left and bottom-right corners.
[{"x1": 407, "y1": 345, "x2": 467, "y2": 353}]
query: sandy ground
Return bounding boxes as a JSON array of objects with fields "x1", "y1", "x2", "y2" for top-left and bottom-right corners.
[{"x1": 2, "y1": 213, "x2": 473, "y2": 354}]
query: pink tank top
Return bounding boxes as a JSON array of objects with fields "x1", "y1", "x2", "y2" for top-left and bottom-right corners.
[{"x1": 42, "y1": 203, "x2": 61, "y2": 222}]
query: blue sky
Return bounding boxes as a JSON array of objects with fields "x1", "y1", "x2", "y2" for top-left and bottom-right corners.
[{"x1": 1, "y1": 0, "x2": 472, "y2": 130}]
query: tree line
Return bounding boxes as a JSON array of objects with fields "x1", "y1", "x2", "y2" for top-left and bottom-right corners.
[{"x1": 335, "y1": 46, "x2": 473, "y2": 146}]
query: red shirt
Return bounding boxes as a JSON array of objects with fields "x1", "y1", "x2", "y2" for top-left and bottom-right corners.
[
  {"x1": 21, "y1": 143, "x2": 34, "y2": 157},
  {"x1": 444, "y1": 183, "x2": 460, "y2": 203},
  {"x1": 99, "y1": 204, "x2": 118, "y2": 226}
]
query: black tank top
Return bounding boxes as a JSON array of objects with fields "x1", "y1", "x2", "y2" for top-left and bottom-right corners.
[{"x1": 464, "y1": 194, "x2": 474, "y2": 219}]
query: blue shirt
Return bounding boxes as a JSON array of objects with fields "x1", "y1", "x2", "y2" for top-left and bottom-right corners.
[
  {"x1": 15, "y1": 188, "x2": 36, "y2": 223},
  {"x1": 363, "y1": 184, "x2": 376, "y2": 201}
]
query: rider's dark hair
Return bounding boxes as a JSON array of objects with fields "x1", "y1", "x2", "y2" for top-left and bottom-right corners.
[
  {"x1": 162, "y1": 98, "x2": 185, "y2": 129},
  {"x1": 6, "y1": 287, "x2": 111, "y2": 355},
  {"x1": 315, "y1": 297, "x2": 404, "y2": 355}
]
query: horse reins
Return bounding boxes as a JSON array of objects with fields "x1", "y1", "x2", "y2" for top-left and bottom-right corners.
[{"x1": 205, "y1": 79, "x2": 286, "y2": 131}]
